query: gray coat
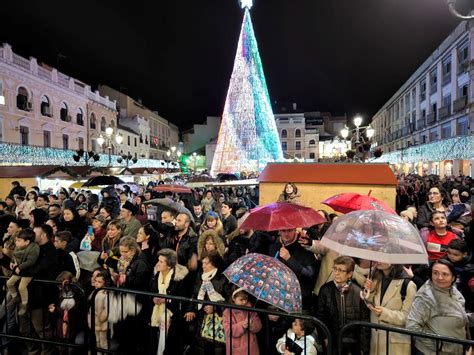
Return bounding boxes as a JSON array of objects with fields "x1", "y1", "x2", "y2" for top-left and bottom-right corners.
[
  {"x1": 406, "y1": 280, "x2": 469, "y2": 355},
  {"x1": 13, "y1": 242, "x2": 40, "y2": 273}
]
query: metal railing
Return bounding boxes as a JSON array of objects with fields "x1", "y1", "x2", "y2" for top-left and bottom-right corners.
[{"x1": 338, "y1": 321, "x2": 474, "y2": 355}]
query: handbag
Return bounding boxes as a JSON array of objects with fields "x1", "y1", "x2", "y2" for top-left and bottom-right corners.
[
  {"x1": 200, "y1": 313, "x2": 225, "y2": 343},
  {"x1": 79, "y1": 235, "x2": 92, "y2": 251}
]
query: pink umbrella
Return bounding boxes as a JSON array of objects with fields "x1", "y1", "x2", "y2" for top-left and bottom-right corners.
[{"x1": 322, "y1": 191, "x2": 397, "y2": 215}]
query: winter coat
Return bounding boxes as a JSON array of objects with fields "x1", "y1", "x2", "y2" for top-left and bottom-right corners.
[
  {"x1": 269, "y1": 240, "x2": 318, "y2": 309},
  {"x1": 367, "y1": 278, "x2": 417, "y2": 355},
  {"x1": 198, "y1": 230, "x2": 226, "y2": 260},
  {"x1": 88, "y1": 290, "x2": 109, "y2": 331},
  {"x1": 316, "y1": 281, "x2": 370, "y2": 353},
  {"x1": 222, "y1": 214, "x2": 238, "y2": 239},
  {"x1": 9, "y1": 185, "x2": 26, "y2": 198},
  {"x1": 189, "y1": 270, "x2": 229, "y2": 313},
  {"x1": 307, "y1": 240, "x2": 338, "y2": 295},
  {"x1": 201, "y1": 197, "x2": 215, "y2": 214},
  {"x1": 120, "y1": 252, "x2": 151, "y2": 291},
  {"x1": 276, "y1": 329, "x2": 317, "y2": 355},
  {"x1": 174, "y1": 227, "x2": 198, "y2": 268},
  {"x1": 100, "y1": 186, "x2": 120, "y2": 219},
  {"x1": 121, "y1": 216, "x2": 142, "y2": 239},
  {"x1": 223, "y1": 305, "x2": 262, "y2": 355},
  {"x1": 224, "y1": 230, "x2": 250, "y2": 266},
  {"x1": 406, "y1": 280, "x2": 469, "y2": 355},
  {"x1": 150, "y1": 264, "x2": 190, "y2": 314},
  {"x1": 13, "y1": 242, "x2": 40, "y2": 274}
]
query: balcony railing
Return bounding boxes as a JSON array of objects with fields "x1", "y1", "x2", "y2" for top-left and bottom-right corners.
[
  {"x1": 426, "y1": 112, "x2": 436, "y2": 124},
  {"x1": 438, "y1": 106, "x2": 451, "y2": 120},
  {"x1": 453, "y1": 96, "x2": 467, "y2": 112},
  {"x1": 416, "y1": 118, "x2": 425, "y2": 130}
]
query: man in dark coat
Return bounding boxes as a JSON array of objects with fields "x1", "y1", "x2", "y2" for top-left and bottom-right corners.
[
  {"x1": 9, "y1": 181, "x2": 26, "y2": 198},
  {"x1": 268, "y1": 228, "x2": 319, "y2": 310},
  {"x1": 221, "y1": 201, "x2": 237, "y2": 242},
  {"x1": 100, "y1": 186, "x2": 120, "y2": 219}
]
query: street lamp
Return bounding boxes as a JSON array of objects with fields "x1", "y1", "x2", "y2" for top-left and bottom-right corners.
[
  {"x1": 97, "y1": 127, "x2": 123, "y2": 167},
  {"x1": 188, "y1": 152, "x2": 200, "y2": 172},
  {"x1": 340, "y1": 116, "x2": 376, "y2": 162},
  {"x1": 447, "y1": 0, "x2": 474, "y2": 20},
  {"x1": 166, "y1": 146, "x2": 182, "y2": 171}
]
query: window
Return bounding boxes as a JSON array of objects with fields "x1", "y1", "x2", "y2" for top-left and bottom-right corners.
[
  {"x1": 43, "y1": 130, "x2": 51, "y2": 147},
  {"x1": 78, "y1": 137, "x2": 84, "y2": 150},
  {"x1": 442, "y1": 57, "x2": 451, "y2": 84},
  {"x1": 100, "y1": 117, "x2": 106, "y2": 132},
  {"x1": 281, "y1": 129, "x2": 287, "y2": 138},
  {"x1": 91, "y1": 139, "x2": 97, "y2": 152},
  {"x1": 420, "y1": 80, "x2": 426, "y2": 101},
  {"x1": 429, "y1": 68, "x2": 437, "y2": 93},
  {"x1": 17, "y1": 87, "x2": 30, "y2": 111},
  {"x1": 282, "y1": 142, "x2": 287, "y2": 151},
  {"x1": 309, "y1": 139, "x2": 316, "y2": 145},
  {"x1": 429, "y1": 128, "x2": 438, "y2": 141},
  {"x1": 457, "y1": 116, "x2": 469, "y2": 135},
  {"x1": 90, "y1": 113, "x2": 96, "y2": 129},
  {"x1": 62, "y1": 134, "x2": 69, "y2": 150},
  {"x1": 457, "y1": 41, "x2": 469, "y2": 73},
  {"x1": 460, "y1": 84, "x2": 468, "y2": 98},
  {"x1": 140, "y1": 134, "x2": 143, "y2": 143},
  {"x1": 443, "y1": 94, "x2": 451, "y2": 108},
  {"x1": 295, "y1": 141, "x2": 301, "y2": 150},
  {"x1": 295, "y1": 129, "x2": 301, "y2": 138},
  {"x1": 0, "y1": 116, "x2": 3, "y2": 142},
  {"x1": 309, "y1": 152, "x2": 315, "y2": 159},
  {"x1": 60, "y1": 102, "x2": 69, "y2": 121},
  {"x1": 20, "y1": 126, "x2": 29, "y2": 145},
  {"x1": 41, "y1": 95, "x2": 51, "y2": 117},
  {"x1": 422, "y1": 109, "x2": 426, "y2": 118},
  {"x1": 76, "y1": 108, "x2": 84, "y2": 126},
  {"x1": 441, "y1": 123, "x2": 451, "y2": 139},
  {"x1": 127, "y1": 136, "x2": 131, "y2": 145},
  {"x1": 134, "y1": 137, "x2": 137, "y2": 147}
]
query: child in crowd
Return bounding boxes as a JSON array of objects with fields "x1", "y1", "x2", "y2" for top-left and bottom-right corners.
[
  {"x1": 6, "y1": 228, "x2": 40, "y2": 315},
  {"x1": 223, "y1": 288, "x2": 262, "y2": 355},
  {"x1": 426, "y1": 211, "x2": 458, "y2": 261},
  {"x1": 88, "y1": 269, "x2": 110, "y2": 352},
  {"x1": 276, "y1": 318, "x2": 318, "y2": 355}
]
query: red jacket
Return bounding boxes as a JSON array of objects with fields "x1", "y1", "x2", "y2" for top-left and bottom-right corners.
[{"x1": 426, "y1": 230, "x2": 458, "y2": 261}]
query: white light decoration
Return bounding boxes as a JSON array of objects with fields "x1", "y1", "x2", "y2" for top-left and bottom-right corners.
[
  {"x1": 240, "y1": 0, "x2": 253, "y2": 9},
  {"x1": 105, "y1": 126, "x2": 114, "y2": 136},
  {"x1": 0, "y1": 95, "x2": 5, "y2": 106},
  {"x1": 371, "y1": 136, "x2": 474, "y2": 164},
  {"x1": 366, "y1": 125, "x2": 375, "y2": 138},
  {"x1": 115, "y1": 134, "x2": 123, "y2": 145},
  {"x1": 340, "y1": 126, "x2": 349, "y2": 139}
]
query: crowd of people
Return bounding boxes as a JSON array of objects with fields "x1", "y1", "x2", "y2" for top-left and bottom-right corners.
[{"x1": 0, "y1": 174, "x2": 471, "y2": 355}]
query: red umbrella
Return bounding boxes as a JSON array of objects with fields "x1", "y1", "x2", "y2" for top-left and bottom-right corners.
[
  {"x1": 322, "y1": 191, "x2": 397, "y2": 215},
  {"x1": 153, "y1": 184, "x2": 192, "y2": 194},
  {"x1": 239, "y1": 202, "x2": 326, "y2": 232}
]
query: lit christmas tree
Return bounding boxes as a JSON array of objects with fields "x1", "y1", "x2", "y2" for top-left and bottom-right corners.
[{"x1": 211, "y1": 0, "x2": 283, "y2": 175}]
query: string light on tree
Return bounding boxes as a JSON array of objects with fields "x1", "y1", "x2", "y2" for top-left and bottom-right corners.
[{"x1": 211, "y1": 0, "x2": 283, "y2": 175}]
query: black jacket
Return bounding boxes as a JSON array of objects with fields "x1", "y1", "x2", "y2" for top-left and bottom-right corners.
[
  {"x1": 173, "y1": 228, "x2": 198, "y2": 267},
  {"x1": 188, "y1": 270, "x2": 229, "y2": 313},
  {"x1": 317, "y1": 281, "x2": 370, "y2": 353},
  {"x1": 121, "y1": 252, "x2": 151, "y2": 291},
  {"x1": 222, "y1": 214, "x2": 237, "y2": 239},
  {"x1": 268, "y1": 240, "x2": 319, "y2": 310},
  {"x1": 416, "y1": 203, "x2": 447, "y2": 229}
]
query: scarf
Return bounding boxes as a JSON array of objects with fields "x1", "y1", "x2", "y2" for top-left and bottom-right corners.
[
  {"x1": 151, "y1": 269, "x2": 174, "y2": 355},
  {"x1": 197, "y1": 268, "x2": 225, "y2": 310}
]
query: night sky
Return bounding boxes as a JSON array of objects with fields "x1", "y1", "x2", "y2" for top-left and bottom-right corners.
[{"x1": 0, "y1": 0, "x2": 470, "y2": 129}]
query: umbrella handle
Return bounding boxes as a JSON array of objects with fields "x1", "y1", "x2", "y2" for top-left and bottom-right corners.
[{"x1": 274, "y1": 251, "x2": 279, "y2": 259}]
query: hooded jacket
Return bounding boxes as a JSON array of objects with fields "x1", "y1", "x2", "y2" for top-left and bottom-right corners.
[
  {"x1": 100, "y1": 186, "x2": 120, "y2": 219},
  {"x1": 406, "y1": 280, "x2": 469, "y2": 354}
]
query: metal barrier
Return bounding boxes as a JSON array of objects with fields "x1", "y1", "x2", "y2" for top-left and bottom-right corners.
[
  {"x1": 337, "y1": 321, "x2": 474, "y2": 355},
  {"x1": 89, "y1": 286, "x2": 332, "y2": 355},
  {"x1": 0, "y1": 276, "x2": 89, "y2": 354}
]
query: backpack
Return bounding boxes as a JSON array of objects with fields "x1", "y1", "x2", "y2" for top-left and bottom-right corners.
[{"x1": 400, "y1": 278, "x2": 410, "y2": 302}]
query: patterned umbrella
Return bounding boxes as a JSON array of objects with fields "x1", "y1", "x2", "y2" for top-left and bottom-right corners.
[
  {"x1": 320, "y1": 210, "x2": 428, "y2": 264},
  {"x1": 224, "y1": 253, "x2": 302, "y2": 313}
]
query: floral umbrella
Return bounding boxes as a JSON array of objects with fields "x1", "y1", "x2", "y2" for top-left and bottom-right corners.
[
  {"x1": 320, "y1": 210, "x2": 428, "y2": 264},
  {"x1": 224, "y1": 253, "x2": 302, "y2": 313}
]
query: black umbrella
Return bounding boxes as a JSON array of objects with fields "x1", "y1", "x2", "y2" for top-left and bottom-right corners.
[
  {"x1": 217, "y1": 173, "x2": 238, "y2": 182},
  {"x1": 81, "y1": 175, "x2": 125, "y2": 187}
]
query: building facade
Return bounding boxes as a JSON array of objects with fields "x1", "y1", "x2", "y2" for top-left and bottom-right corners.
[
  {"x1": 182, "y1": 116, "x2": 221, "y2": 154},
  {"x1": 98, "y1": 85, "x2": 179, "y2": 160},
  {"x1": 371, "y1": 20, "x2": 474, "y2": 177},
  {"x1": 0, "y1": 43, "x2": 116, "y2": 154}
]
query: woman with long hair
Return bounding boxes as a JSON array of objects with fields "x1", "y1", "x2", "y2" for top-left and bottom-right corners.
[
  {"x1": 199, "y1": 211, "x2": 224, "y2": 238},
  {"x1": 277, "y1": 182, "x2": 301, "y2": 204},
  {"x1": 136, "y1": 223, "x2": 160, "y2": 268}
]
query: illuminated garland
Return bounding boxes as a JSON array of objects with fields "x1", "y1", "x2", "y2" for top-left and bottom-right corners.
[
  {"x1": 211, "y1": 8, "x2": 283, "y2": 175},
  {"x1": 371, "y1": 136, "x2": 474, "y2": 164},
  {"x1": 0, "y1": 143, "x2": 177, "y2": 168}
]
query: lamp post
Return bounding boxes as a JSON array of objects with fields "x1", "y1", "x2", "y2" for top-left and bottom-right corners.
[
  {"x1": 166, "y1": 146, "x2": 182, "y2": 171},
  {"x1": 340, "y1": 115, "x2": 375, "y2": 161},
  {"x1": 188, "y1": 152, "x2": 200, "y2": 172},
  {"x1": 97, "y1": 127, "x2": 123, "y2": 167}
]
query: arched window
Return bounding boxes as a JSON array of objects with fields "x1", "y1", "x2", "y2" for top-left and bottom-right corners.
[
  {"x1": 295, "y1": 129, "x2": 301, "y2": 138},
  {"x1": 60, "y1": 102, "x2": 69, "y2": 121},
  {"x1": 281, "y1": 129, "x2": 287, "y2": 138},
  {"x1": 100, "y1": 117, "x2": 106, "y2": 132},
  {"x1": 76, "y1": 108, "x2": 84, "y2": 126},
  {"x1": 41, "y1": 95, "x2": 51, "y2": 116},
  {"x1": 110, "y1": 120, "x2": 115, "y2": 129},
  {"x1": 90, "y1": 113, "x2": 97, "y2": 129},
  {"x1": 17, "y1": 86, "x2": 30, "y2": 111},
  {"x1": 309, "y1": 139, "x2": 316, "y2": 145}
]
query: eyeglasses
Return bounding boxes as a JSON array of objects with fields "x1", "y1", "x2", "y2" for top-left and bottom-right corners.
[{"x1": 332, "y1": 267, "x2": 348, "y2": 273}]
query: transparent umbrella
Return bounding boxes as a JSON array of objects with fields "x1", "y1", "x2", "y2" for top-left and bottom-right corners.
[{"x1": 320, "y1": 210, "x2": 428, "y2": 265}]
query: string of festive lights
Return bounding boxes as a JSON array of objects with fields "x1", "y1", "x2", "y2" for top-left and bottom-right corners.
[
  {"x1": 211, "y1": 6, "x2": 283, "y2": 175},
  {"x1": 0, "y1": 143, "x2": 177, "y2": 168},
  {"x1": 372, "y1": 136, "x2": 474, "y2": 164}
]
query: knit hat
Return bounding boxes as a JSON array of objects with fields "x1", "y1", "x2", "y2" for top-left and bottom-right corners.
[
  {"x1": 92, "y1": 214, "x2": 106, "y2": 226},
  {"x1": 122, "y1": 201, "x2": 138, "y2": 215}
]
